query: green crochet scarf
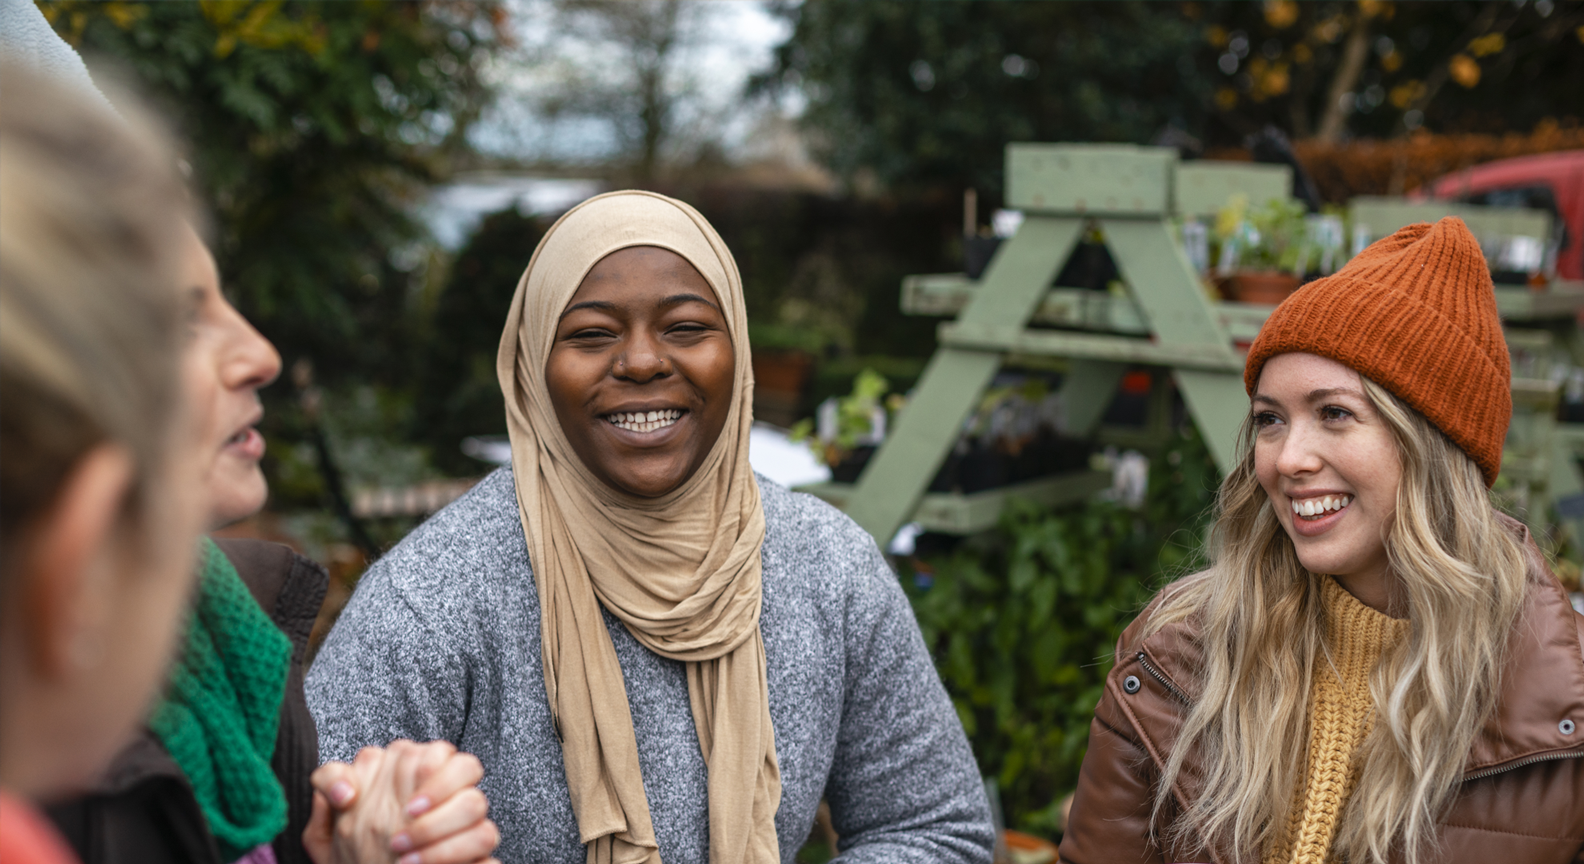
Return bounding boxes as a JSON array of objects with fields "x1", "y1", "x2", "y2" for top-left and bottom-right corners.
[{"x1": 151, "y1": 538, "x2": 291, "y2": 862}]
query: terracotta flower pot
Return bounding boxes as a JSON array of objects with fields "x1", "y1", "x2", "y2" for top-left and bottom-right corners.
[{"x1": 1227, "y1": 270, "x2": 1301, "y2": 305}]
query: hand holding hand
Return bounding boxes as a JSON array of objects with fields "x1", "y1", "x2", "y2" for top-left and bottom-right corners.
[{"x1": 303, "y1": 740, "x2": 500, "y2": 864}]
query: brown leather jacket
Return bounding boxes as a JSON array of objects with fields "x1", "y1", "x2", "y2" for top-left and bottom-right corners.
[{"x1": 1060, "y1": 535, "x2": 1584, "y2": 864}]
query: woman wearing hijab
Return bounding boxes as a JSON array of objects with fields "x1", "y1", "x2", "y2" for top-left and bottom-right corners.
[{"x1": 308, "y1": 191, "x2": 994, "y2": 863}]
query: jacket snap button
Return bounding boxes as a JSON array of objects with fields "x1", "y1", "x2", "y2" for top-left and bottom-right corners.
[
  {"x1": 1123, "y1": 675, "x2": 1141, "y2": 694},
  {"x1": 1562, "y1": 718, "x2": 1576, "y2": 736}
]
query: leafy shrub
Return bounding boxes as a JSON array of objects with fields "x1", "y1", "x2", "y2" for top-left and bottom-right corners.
[{"x1": 902, "y1": 424, "x2": 1218, "y2": 835}]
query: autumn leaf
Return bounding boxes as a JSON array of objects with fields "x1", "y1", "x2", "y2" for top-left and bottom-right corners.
[{"x1": 1449, "y1": 53, "x2": 1481, "y2": 88}]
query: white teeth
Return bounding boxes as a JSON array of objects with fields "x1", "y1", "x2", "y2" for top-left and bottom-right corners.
[
  {"x1": 608, "y1": 409, "x2": 683, "y2": 432},
  {"x1": 1291, "y1": 495, "x2": 1351, "y2": 517}
]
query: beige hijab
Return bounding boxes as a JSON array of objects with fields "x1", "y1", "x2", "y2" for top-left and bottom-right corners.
[{"x1": 495, "y1": 191, "x2": 779, "y2": 864}]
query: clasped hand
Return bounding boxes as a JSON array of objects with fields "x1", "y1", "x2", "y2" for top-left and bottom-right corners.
[{"x1": 304, "y1": 740, "x2": 500, "y2": 864}]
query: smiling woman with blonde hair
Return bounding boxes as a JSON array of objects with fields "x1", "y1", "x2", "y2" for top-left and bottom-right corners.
[
  {"x1": 1060, "y1": 218, "x2": 1584, "y2": 864},
  {"x1": 308, "y1": 190, "x2": 994, "y2": 864}
]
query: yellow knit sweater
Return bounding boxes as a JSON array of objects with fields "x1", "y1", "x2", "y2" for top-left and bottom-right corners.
[{"x1": 1265, "y1": 577, "x2": 1409, "y2": 864}]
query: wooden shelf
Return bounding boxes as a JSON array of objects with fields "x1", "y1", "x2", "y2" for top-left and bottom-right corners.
[
  {"x1": 797, "y1": 470, "x2": 1111, "y2": 536},
  {"x1": 1495, "y1": 280, "x2": 1584, "y2": 321},
  {"x1": 902, "y1": 273, "x2": 1272, "y2": 342}
]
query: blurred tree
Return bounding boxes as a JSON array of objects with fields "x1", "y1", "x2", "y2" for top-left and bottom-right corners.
[
  {"x1": 43, "y1": 0, "x2": 507, "y2": 387},
  {"x1": 761, "y1": 0, "x2": 1584, "y2": 194},
  {"x1": 413, "y1": 206, "x2": 546, "y2": 475},
  {"x1": 757, "y1": 1, "x2": 1212, "y2": 194},
  {"x1": 511, "y1": 0, "x2": 712, "y2": 182}
]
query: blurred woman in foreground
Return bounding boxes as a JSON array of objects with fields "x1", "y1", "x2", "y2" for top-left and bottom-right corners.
[
  {"x1": 0, "y1": 61, "x2": 205, "y2": 864},
  {"x1": 1060, "y1": 219, "x2": 1584, "y2": 863}
]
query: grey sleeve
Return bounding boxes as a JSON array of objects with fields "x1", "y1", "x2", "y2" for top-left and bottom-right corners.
[
  {"x1": 305, "y1": 567, "x2": 471, "y2": 764},
  {"x1": 824, "y1": 550, "x2": 996, "y2": 864}
]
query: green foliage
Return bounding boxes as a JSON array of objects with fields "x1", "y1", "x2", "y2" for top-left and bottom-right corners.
[
  {"x1": 761, "y1": 1, "x2": 1584, "y2": 194},
  {"x1": 790, "y1": 368, "x2": 890, "y2": 466},
  {"x1": 1214, "y1": 195, "x2": 1312, "y2": 272},
  {"x1": 44, "y1": 0, "x2": 504, "y2": 385},
  {"x1": 760, "y1": 1, "x2": 1211, "y2": 193},
  {"x1": 903, "y1": 424, "x2": 1218, "y2": 834},
  {"x1": 412, "y1": 206, "x2": 548, "y2": 474}
]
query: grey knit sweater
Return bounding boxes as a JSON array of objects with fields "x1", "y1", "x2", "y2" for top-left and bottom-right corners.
[{"x1": 306, "y1": 468, "x2": 994, "y2": 864}]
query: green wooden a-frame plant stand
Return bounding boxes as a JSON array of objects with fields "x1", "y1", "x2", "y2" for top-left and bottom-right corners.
[{"x1": 826, "y1": 144, "x2": 1289, "y2": 546}]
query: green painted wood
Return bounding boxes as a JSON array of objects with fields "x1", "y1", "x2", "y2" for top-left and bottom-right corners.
[
  {"x1": 843, "y1": 216, "x2": 1084, "y2": 545},
  {"x1": 1060, "y1": 360, "x2": 1126, "y2": 437},
  {"x1": 1350, "y1": 197, "x2": 1552, "y2": 245},
  {"x1": 901, "y1": 274, "x2": 1275, "y2": 340},
  {"x1": 1104, "y1": 218, "x2": 1247, "y2": 471},
  {"x1": 1496, "y1": 282, "x2": 1584, "y2": 321},
  {"x1": 938, "y1": 322, "x2": 1244, "y2": 371},
  {"x1": 1006, "y1": 144, "x2": 1175, "y2": 216},
  {"x1": 1103, "y1": 219, "x2": 1237, "y2": 351},
  {"x1": 1174, "y1": 162, "x2": 1292, "y2": 217},
  {"x1": 800, "y1": 471, "x2": 1111, "y2": 535},
  {"x1": 1172, "y1": 369, "x2": 1250, "y2": 471}
]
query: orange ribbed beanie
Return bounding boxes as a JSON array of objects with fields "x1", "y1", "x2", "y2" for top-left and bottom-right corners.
[{"x1": 1244, "y1": 217, "x2": 1510, "y2": 486}]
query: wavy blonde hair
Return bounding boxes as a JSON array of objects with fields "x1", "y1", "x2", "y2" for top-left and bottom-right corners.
[{"x1": 1144, "y1": 377, "x2": 1529, "y2": 864}]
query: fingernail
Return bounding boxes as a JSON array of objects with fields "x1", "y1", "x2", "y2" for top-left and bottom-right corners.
[
  {"x1": 390, "y1": 833, "x2": 413, "y2": 853},
  {"x1": 398, "y1": 854, "x2": 421, "y2": 864},
  {"x1": 405, "y1": 795, "x2": 432, "y2": 817},
  {"x1": 329, "y1": 782, "x2": 354, "y2": 807}
]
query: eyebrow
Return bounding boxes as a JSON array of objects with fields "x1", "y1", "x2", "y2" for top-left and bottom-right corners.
[
  {"x1": 1252, "y1": 387, "x2": 1366, "y2": 407},
  {"x1": 559, "y1": 299, "x2": 616, "y2": 320},
  {"x1": 558, "y1": 293, "x2": 721, "y2": 321},
  {"x1": 659, "y1": 292, "x2": 721, "y2": 313}
]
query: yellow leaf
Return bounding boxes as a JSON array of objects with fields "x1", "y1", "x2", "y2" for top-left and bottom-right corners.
[
  {"x1": 1381, "y1": 49, "x2": 1402, "y2": 72},
  {"x1": 1389, "y1": 79, "x2": 1424, "y2": 109},
  {"x1": 1263, "y1": 0, "x2": 1298, "y2": 30},
  {"x1": 1206, "y1": 25, "x2": 1228, "y2": 48},
  {"x1": 1468, "y1": 33, "x2": 1505, "y2": 57},
  {"x1": 1262, "y1": 63, "x2": 1291, "y2": 97},
  {"x1": 214, "y1": 31, "x2": 236, "y2": 59},
  {"x1": 1449, "y1": 54, "x2": 1480, "y2": 88}
]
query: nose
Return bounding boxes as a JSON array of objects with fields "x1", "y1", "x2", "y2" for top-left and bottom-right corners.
[
  {"x1": 1273, "y1": 418, "x2": 1323, "y2": 479},
  {"x1": 219, "y1": 301, "x2": 281, "y2": 393},
  {"x1": 614, "y1": 329, "x2": 670, "y2": 383}
]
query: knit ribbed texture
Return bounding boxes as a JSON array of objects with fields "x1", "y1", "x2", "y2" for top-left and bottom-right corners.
[
  {"x1": 1265, "y1": 579, "x2": 1409, "y2": 864},
  {"x1": 1244, "y1": 217, "x2": 1511, "y2": 485},
  {"x1": 150, "y1": 538, "x2": 292, "y2": 863}
]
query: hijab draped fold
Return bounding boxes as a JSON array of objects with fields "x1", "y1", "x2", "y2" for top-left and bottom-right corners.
[{"x1": 496, "y1": 191, "x2": 779, "y2": 864}]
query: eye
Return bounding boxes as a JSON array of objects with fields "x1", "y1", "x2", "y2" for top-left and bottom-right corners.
[
  {"x1": 1319, "y1": 405, "x2": 1353, "y2": 422},
  {"x1": 1252, "y1": 411, "x2": 1282, "y2": 429},
  {"x1": 564, "y1": 326, "x2": 616, "y2": 342}
]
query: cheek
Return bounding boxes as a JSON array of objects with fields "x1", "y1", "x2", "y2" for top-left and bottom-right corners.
[
  {"x1": 696, "y1": 340, "x2": 737, "y2": 409},
  {"x1": 1253, "y1": 439, "x2": 1283, "y2": 502},
  {"x1": 544, "y1": 351, "x2": 597, "y2": 421}
]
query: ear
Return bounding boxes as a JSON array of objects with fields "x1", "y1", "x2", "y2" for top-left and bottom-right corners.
[{"x1": 19, "y1": 444, "x2": 136, "y2": 678}]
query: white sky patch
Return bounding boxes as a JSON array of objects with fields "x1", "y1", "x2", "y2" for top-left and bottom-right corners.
[{"x1": 470, "y1": 0, "x2": 794, "y2": 163}]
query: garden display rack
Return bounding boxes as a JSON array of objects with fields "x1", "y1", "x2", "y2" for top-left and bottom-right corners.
[
  {"x1": 806, "y1": 143, "x2": 1291, "y2": 546},
  {"x1": 805, "y1": 143, "x2": 1581, "y2": 551}
]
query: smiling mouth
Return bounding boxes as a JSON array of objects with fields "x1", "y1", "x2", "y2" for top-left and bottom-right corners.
[
  {"x1": 1291, "y1": 494, "x2": 1352, "y2": 521},
  {"x1": 606, "y1": 409, "x2": 684, "y2": 434}
]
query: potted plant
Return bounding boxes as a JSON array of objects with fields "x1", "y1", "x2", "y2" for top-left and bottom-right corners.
[
  {"x1": 1214, "y1": 195, "x2": 1311, "y2": 305},
  {"x1": 790, "y1": 368, "x2": 893, "y2": 483}
]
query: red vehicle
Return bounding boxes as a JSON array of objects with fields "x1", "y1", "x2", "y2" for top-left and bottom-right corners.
[{"x1": 1426, "y1": 149, "x2": 1584, "y2": 281}]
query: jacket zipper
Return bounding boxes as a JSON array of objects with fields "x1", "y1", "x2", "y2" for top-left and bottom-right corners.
[
  {"x1": 1135, "y1": 651, "x2": 1191, "y2": 705},
  {"x1": 1460, "y1": 748, "x2": 1584, "y2": 782}
]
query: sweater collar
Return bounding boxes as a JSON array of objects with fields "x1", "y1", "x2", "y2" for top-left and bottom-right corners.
[{"x1": 1136, "y1": 516, "x2": 1584, "y2": 778}]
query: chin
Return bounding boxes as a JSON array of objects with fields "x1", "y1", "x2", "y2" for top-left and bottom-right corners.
[{"x1": 206, "y1": 470, "x2": 268, "y2": 528}]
